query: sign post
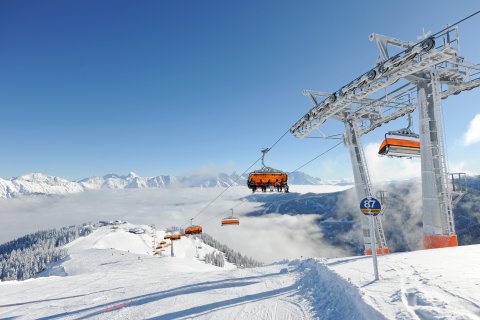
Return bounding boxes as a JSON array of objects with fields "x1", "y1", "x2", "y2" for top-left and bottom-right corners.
[{"x1": 360, "y1": 197, "x2": 382, "y2": 281}]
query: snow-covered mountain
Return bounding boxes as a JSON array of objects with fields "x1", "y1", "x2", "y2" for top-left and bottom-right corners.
[
  {"x1": 78, "y1": 172, "x2": 180, "y2": 190},
  {"x1": 0, "y1": 171, "x2": 327, "y2": 198},
  {"x1": 287, "y1": 171, "x2": 322, "y2": 185},
  {"x1": 0, "y1": 173, "x2": 84, "y2": 198}
]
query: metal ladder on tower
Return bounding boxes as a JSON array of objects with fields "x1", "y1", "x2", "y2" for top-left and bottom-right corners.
[
  {"x1": 346, "y1": 120, "x2": 389, "y2": 254},
  {"x1": 359, "y1": 148, "x2": 389, "y2": 253},
  {"x1": 428, "y1": 74, "x2": 455, "y2": 236}
]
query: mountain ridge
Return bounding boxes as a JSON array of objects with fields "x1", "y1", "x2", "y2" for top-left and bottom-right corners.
[{"x1": 0, "y1": 171, "x2": 336, "y2": 198}]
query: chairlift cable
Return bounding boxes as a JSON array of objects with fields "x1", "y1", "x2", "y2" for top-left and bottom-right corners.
[
  {"x1": 429, "y1": 10, "x2": 480, "y2": 39},
  {"x1": 288, "y1": 141, "x2": 344, "y2": 174},
  {"x1": 195, "y1": 140, "x2": 345, "y2": 226},
  {"x1": 181, "y1": 128, "x2": 292, "y2": 228},
  {"x1": 180, "y1": 155, "x2": 261, "y2": 228},
  {"x1": 304, "y1": 135, "x2": 343, "y2": 140}
]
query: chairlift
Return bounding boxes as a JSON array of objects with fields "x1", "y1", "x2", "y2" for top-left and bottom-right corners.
[
  {"x1": 378, "y1": 113, "x2": 420, "y2": 158},
  {"x1": 247, "y1": 148, "x2": 288, "y2": 193},
  {"x1": 221, "y1": 209, "x2": 240, "y2": 226},
  {"x1": 184, "y1": 218, "x2": 203, "y2": 235},
  {"x1": 164, "y1": 233, "x2": 183, "y2": 240},
  {"x1": 169, "y1": 233, "x2": 183, "y2": 240}
]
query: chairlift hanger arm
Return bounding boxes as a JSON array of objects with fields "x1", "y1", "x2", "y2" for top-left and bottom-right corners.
[{"x1": 358, "y1": 105, "x2": 416, "y2": 136}]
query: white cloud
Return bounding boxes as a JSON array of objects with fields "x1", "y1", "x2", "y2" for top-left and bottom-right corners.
[
  {"x1": 448, "y1": 161, "x2": 478, "y2": 176},
  {"x1": 0, "y1": 187, "x2": 348, "y2": 263},
  {"x1": 211, "y1": 213, "x2": 349, "y2": 263},
  {"x1": 464, "y1": 114, "x2": 480, "y2": 146},
  {"x1": 364, "y1": 142, "x2": 421, "y2": 182}
]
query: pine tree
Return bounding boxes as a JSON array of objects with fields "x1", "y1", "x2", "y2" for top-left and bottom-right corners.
[
  {"x1": 0, "y1": 224, "x2": 93, "y2": 281},
  {"x1": 200, "y1": 233, "x2": 262, "y2": 268}
]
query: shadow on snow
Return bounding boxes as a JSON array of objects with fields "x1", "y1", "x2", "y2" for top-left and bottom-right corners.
[
  {"x1": 37, "y1": 272, "x2": 282, "y2": 319},
  {"x1": 148, "y1": 284, "x2": 297, "y2": 320},
  {"x1": 0, "y1": 288, "x2": 123, "y2": 308}
]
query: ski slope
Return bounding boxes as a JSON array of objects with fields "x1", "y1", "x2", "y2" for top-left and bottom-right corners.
[
  {"x1": 0, "y1": 223, "x2": 313, "y2": 319},
  {"x1": 1, "y1": 223, "x2": 479, "y2": 319},
  {"x1": 325, "y1": 245, "x2": 480, "y2": 319}
]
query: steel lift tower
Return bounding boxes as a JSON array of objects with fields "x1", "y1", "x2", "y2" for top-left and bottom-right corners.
[{"x1": 290, "y1": 26, "x2": 480, "y2": 254}]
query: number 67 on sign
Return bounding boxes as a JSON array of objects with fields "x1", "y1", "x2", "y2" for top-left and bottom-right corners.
[{"x1": 360, "y1": 197, "x2": 382, "y2": 215}]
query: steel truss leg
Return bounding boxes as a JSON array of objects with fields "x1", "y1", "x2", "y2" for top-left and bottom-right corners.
[
  {"x1": 344, "y1": 120, "x2": 389, "y2": 255},
  {"x1": 418, "y1": 70, "x2": 458, "y2": 249}
]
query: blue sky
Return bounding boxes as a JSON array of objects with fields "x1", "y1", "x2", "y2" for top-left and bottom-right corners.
[{"x1": 0, "y1": 1, "x2": 479, "y2": 181}]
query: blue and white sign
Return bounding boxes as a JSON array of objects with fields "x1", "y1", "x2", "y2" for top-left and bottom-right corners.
[{"x1": 360, "y1": 197, "x2": 382, "y2": 215}]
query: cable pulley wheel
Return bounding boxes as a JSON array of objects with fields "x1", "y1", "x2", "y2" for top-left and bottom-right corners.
[{"x1": 421, "y1": 37, "x2": 435, "y2": 52}]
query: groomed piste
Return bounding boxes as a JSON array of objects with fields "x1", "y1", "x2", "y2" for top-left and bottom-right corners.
[{"x1": 1, "y1": 223, "x2": 479, "y2": 319}]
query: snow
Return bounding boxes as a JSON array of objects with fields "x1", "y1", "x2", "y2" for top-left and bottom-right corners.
[
  {"x1": 325, "y1": 245, "x2": 480, "y2": 319},
  {"x1": 1, "y1": 222, "x2": 480, "y2": 319},
  {"x1": 0, "y1": 223, "x2": 311, "y2": 319},
  {"x1": 293, "y1": 245, "x2": 480, "y2": 319},
  {"x1": 0, "y1": 173, "x2": 84, "y2": 198},
  {"x1": 0, "y1": 171, "x2": 349, "y2": 198},
  {"x1": 72, "y1": 225, "x2": 153, "y2": 255}
]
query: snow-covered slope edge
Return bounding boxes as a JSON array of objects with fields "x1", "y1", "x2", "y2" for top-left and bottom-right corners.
[
  {"x1": 294, "y1": 245, "x2": 480, "y2": 319},
  {"x1": 292, "y1": 258, "x2": 385, "y2": 319}
]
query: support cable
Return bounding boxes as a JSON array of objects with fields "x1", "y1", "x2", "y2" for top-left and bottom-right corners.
[
  {"x1": 430, "y1": 10, "x2": 480, "y2": 39},
  {"x1": 195, "y1": 140, "x2": 344, "y2": 226},
  {"x1": 182, "y1": 128, "x2": 291, "y2": 227},
  {"x1": 288, "y1": 141, "x2": 343, "y2": 174}
]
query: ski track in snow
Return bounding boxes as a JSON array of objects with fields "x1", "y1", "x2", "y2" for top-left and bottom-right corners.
[
  {"x1": 2, "y1": 223, "x2": 480, "y2": 319},
  {"x1": 326, "y1": 245, "x2": 480, "y2": 320},
  {"x1": 0, "y1": 225, "x2": 313, "y2": 320},
  {"x1": 391, "y1": 261, "x2": 480, "y2": 319}
]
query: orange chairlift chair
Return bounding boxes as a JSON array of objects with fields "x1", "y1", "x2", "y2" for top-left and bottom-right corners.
[
  {"x1": 185, "y1": 218, "x2": 203, "y2": 235},
  {"x1": 378, "y1": 113, "x2": 420, "y2": 158},
  {"x1": 164, "y1": 233, "x2": 183, "y2": 240},
  {"x1": 247, "y1": 148, "x2": 288, "y2": 193},
  {"x1": 221, "y1": 209, "x2": 240, "y2": 226}
]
